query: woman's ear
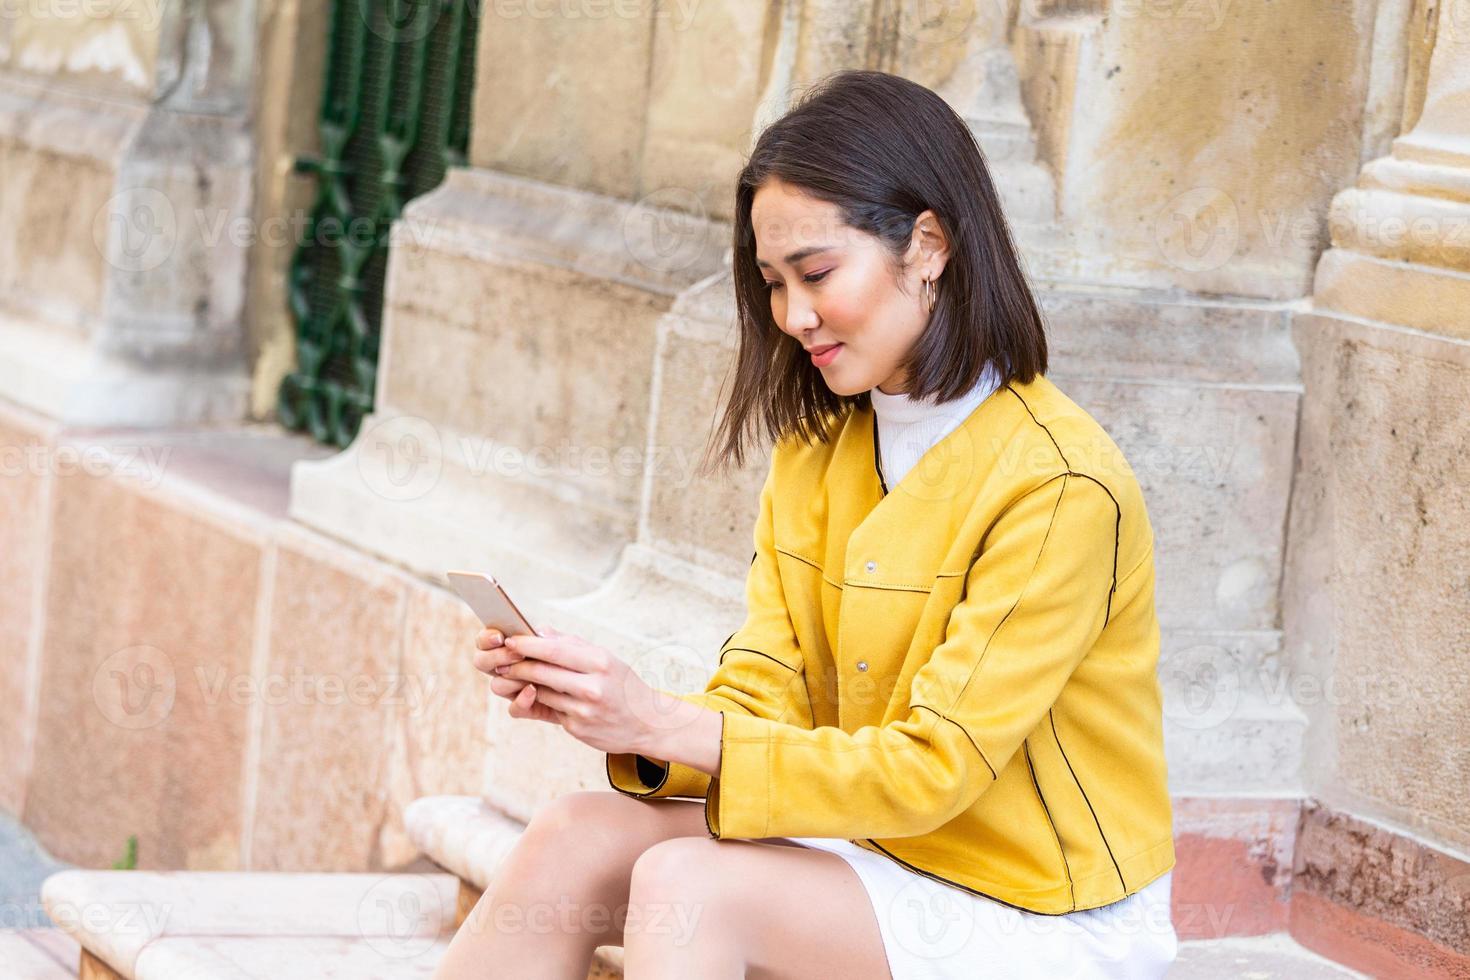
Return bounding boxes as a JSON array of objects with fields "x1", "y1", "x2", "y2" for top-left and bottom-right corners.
[{"x1": 910, "y1": 208, "x2": 951, "y2": 279}]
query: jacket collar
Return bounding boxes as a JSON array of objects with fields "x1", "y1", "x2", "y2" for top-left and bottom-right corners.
[{"x1": 814, "y1": 377, "x2": 1040, "y2": 581}]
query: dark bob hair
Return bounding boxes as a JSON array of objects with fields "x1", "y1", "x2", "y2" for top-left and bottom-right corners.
[{"x1": 701, "y1": 68, "x2": 1048, "y2": 477}]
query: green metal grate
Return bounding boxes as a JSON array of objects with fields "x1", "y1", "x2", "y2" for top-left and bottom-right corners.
[{"x1": 278, "y1": 0, "x2": 478, "y2": 447}]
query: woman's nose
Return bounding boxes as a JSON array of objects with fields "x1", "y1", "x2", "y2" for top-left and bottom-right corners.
[{"x1": 782, "y1": 295, "x2": 819, "y2": 335}]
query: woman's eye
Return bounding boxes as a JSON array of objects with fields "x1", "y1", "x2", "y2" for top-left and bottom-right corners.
[{"x1": 762, "y1": 271, "x2": 828, "y2": 291}]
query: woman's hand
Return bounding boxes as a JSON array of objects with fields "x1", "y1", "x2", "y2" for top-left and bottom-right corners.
[
  {"x1": 471, "y1": 626, "x2": 566, "y2": 725},
  {"x1": 479, "y1": 627, "x2": 683, "y2": 757}
]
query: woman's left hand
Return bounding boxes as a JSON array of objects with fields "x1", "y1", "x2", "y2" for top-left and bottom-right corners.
[{"x1": 492, "y1": 628, "x2": 682, "y2": 756}]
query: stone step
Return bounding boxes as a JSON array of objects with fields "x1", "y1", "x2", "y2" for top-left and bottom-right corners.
[
  {"x1": 39, "y1": 864, "x2": 621, "y2": 980},
  {"x1": 40, "y1": 870, "x2": 458, "y2": 979},
  {"x1": 0, "y1": 928, "x2": 79, "y2": 978},
  {"x1": 35, "y1": 861, "x2": 1368, "y2": 979},
  {"x1": 1172, "y1": 934, "x2": 1368, "y2": 978}
]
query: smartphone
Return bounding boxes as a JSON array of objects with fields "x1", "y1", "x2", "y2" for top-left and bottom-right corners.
[{"x1": 446, "y1": 570, "x2": 544, "y2": 639}]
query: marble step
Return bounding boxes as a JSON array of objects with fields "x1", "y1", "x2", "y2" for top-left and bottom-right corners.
[
  {"x1": 35, "y1": 854, "x2": 1366, "y2": 978},
  {"x1": 40, "y1": 870, "x2": 457, "y2": 979},
  {"x1": 0, "y1": 928, "x2": 79, "y2": 978}
]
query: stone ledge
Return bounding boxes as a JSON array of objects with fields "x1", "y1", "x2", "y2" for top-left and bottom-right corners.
[
  {"x1": 0, "y1": 928, "x2": 78, "y2": 978},
  {"x1": 40, "y1": 870, "x2": 458, "y2": 978}
]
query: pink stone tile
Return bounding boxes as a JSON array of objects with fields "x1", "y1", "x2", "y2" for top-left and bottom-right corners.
[
  {"x1": 248, "y1": 527, "x2": 412, "y2": 872},
  {"x1": 1291, "y1": 891, "x2": 1470, "y2": 979},
  {"x1": 379, "y1": 581, "x2": 492, "y2": 868},
  {"x1": 23, "y1": 468, "x2": 264, "y2": 869},
  {"x1": 1170, "y1": 796, "x2": 1301, "y2": 938},
  {"x1": 0, "y1": 403, "x2": 58, "y2": 814}
]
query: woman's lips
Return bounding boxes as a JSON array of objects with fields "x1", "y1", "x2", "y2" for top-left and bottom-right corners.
[{"x1": 810, "y1": 343, "x2": 843, "y2": 367}]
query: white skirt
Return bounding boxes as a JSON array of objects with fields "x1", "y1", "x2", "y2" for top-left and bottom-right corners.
[{"x1": 775, "y1": 836, "x2": 1178, "y2": 980}]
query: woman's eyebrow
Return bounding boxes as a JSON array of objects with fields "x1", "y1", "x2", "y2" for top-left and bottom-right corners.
[{"x1": 756, "y1": 245, "x2": 836, "y2": 269}]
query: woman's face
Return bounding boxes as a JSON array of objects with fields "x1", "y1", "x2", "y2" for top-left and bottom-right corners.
[{"x1": 751, "y1": 177, "x2": 949, "y2": 396}]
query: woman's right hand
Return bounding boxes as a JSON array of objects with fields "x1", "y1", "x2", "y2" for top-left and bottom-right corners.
[{"x1": 472, "y1": 626, "x2": 566, "y2": 725}]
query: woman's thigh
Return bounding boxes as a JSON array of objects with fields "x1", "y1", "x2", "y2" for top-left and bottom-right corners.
[{"x1": 628, "y1": 836, "x2": 892, "y2": 980}]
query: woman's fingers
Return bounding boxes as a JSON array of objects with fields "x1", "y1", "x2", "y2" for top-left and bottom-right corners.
[
  {"x1": 523, "y1": 682, "x2": 583, "y2": 719},
  {"x1": 472, "y1": 639, "x2": 525, "y2": 675},
  {"x1": 475, "y1": 627, "x2": 504, "y2": 651},
  {"x1": 509, "y1": 684, "x2": 563, "y2": 724},
  {"x1": 493, "y1": 657, "x2": 591, "y2": 698},
  {"x1": 488, "y1": 675, "x2": 529, "y2": 699},
  {"x1": 504, "y1": 632, "x2": 604, "y2": 673}
]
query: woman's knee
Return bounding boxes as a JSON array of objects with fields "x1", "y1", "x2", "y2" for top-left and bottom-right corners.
[
  {"x1": 517, "y1": 790, "x2": 658, "y2": 865},
  {"x1": 628, "y1": 837, "x2": 722, "y2": 900}
]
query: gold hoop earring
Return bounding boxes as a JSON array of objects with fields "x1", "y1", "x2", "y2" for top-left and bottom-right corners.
[{"x1": 923, "y1": 277, "x2": 937, "y2": 314}]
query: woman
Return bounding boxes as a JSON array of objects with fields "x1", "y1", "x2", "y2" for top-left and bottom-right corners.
[{"x1": 435, "y1": 69, "x2": 1177, "y2": 980}]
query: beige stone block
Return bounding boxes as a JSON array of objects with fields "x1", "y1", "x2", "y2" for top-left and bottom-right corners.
[
  {"x1": 1314, "y1": 246, "x2": 1470, "y2": 342},
  {"x1": 470, "y1": 1, "x2": 656, "y2": 198},
  {"x1": 4, "y1": 3, "x2": 164, "y2": 98},
  {"x1": 640, "y1": 272, "x2": 766, "y2": 575},
  {"x1": 639, "y1": 0, "x2": 772, "y2": 223},
  {"x1": 1036, "y1": 2, "x2": 1372, "y2": 298},
  {"x1": 0, "y1": 401, "x2": 57, "y2": 815},
  {"x1": 383, "y1": 250, "x2": 665, "y2": 513},
  {"x1": 0, "y1": 78, "x2": 253, "y2": 426},
  {"x1": 290, "y1": 169, "x2": 728, "y2": 596},
  {"x1": 24, "y1": 465, "x2": 265, "y2": 870},
  {"x1": 247, "y1": 527, "x2": 413, "y2": 872},
  {"x1": 480, "y1": 693, "x2": 605, "y2": 825},
  {"x1": 1286, "y1": 314, "x2": 1470, "y2": 850},
  {"x1": 378, "y1": 581, "x2": 494, "y2": 869},
  {"x1": 1056, "y1": 377, "x2": 1299, "y2": 633},
  {"x1": 0, "y1": 82, "x2": 136, "y2": 335}
]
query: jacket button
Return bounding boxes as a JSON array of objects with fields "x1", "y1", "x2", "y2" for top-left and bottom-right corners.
[
  {"x1": 865, "y1": 560, "x2": 876, "y2": 572},
  {"x1": 856, "y1": 661, "x2": 868, "y2": 671}
]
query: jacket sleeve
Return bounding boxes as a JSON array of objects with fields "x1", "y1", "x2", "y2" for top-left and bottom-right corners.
[
  {"x1": 705, "y1": 472, "x2": 1120, "y2": 840},
  {"x1": 606, "y1": 461, "x2": 814, "y2": 800}
]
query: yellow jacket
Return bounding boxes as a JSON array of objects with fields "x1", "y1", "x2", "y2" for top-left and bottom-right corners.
[{"x1": 607, "y1": 374, "x2": 1175, "y2": 914}]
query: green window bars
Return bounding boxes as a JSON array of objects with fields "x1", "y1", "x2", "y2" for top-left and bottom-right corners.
[{"x1": 278, "y1": 0, "x2": 478, "y2": 447}]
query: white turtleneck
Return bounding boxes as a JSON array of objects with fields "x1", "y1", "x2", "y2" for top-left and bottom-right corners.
[{"x1": 869, "y1": 360, "x2": 1003, "y2": 490}]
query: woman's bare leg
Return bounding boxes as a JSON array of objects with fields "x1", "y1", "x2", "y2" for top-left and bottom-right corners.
[
  {"x1": 622, "y1": 836, "x2": 893, "y2": 980},
  {"x1": 432, "y1": 790, "x2": 709, "y2": 980}
]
